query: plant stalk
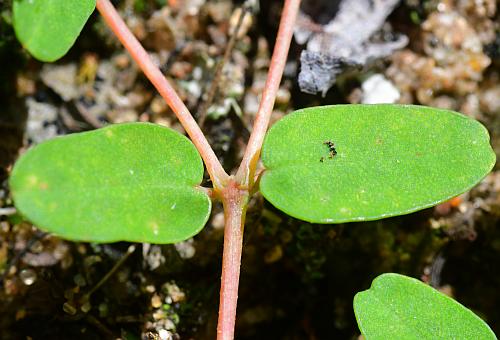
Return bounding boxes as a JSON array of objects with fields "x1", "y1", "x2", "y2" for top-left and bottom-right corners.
[
  {"x1": 236, "y1": 0, "x2": 301, "y2": 188},
  {"x1": 217, "y1": 181, "x2": 249, "y2": 340},
  {"x1": 96, "y1": 0, "x2": 229, "y2": 189},
  {"x1": 97, "y1": 0, "x2": 301, "y2": 338}
]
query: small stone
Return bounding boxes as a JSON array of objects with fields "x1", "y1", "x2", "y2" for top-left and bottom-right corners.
[
  {"x1": 73, "y1": 274, "x2": 86, "y2": 287},
  {"x1": 264, "y1": 245, "x2": 283, "y2": 264},
  {"x1": 429, "y1": 218, "x2": 442, "y2": 229},
  {"x1": 153, "y1": 309, "x2": 166, "y2": 320},
  {"x1": 127, "y1": 15, "x2": 147, "y2": 41},
  {"x1": 145, "y1": 8, "x2": 177, "y2": 52},
  {"x1": 158, "y1": 329, "x2": 172, "y2": 340},
  {"x1": 170, "y1": 61, "x2": 193, "y2": 79},
  {"x1": 143, "y1": 244, "x2": 165, "y2": 271},
  {"x1": 154, "y1": 117, "x2": 173, "y2": 128},
  {"x1": 0, "y1": 221, "x2": 9, "y2": 233},
  {"x1": 174, "y1": 239, "x2": 196, "y2": 259},
  {"x1": 151, "y1": 294, "x2": 163, "y2": 308},
  {"x1": 165, "y1": 282, "x2": 185, "y2": 303},
  {"x1": 145, "y1": 285, "x2": 156, "y2": 293},
  {"x1": 275, "y1": 88, "x2": 291, "y2": 106},
  {"x1": 207, "y1": 2, "x2": 232, "y2": 23},
  {"x1": 4, "y1": 278, "x2": 19, "y2": 295},
  {"x1": 150, "y1": 96, "x2": 168, "y2": 114},
  {"x1": 26, "y1": 98, "x2": 58, "y2": 144},
  {"x1": 30, "y1": 240, "x2": 43, "y2": 253},
  {"x1": 211, "y1": 212, "x2": 225, "y2": 230},
  {"x1": 361, "y1": 74, "x2": 400, "y2": 104},
  {"x1": 63, "y1": 302, "x2": 77, "y2": 315},
  {"x1": 19, "y1": 269, "x2": 37, "y2": 286},
  {"x1": 16, "y1": 74, "x2": 36, "y2": 96},
  {"x1": 207, "y1": 25, "x2": 227, "y2": 47},
  {"x1": 80, "y1": 301, "x2": 92, "y2": 313},
  {"x1": 113, "y1": 54, "x2": 130, "y2": 69},
  {"x1": 438, "y1": 284, "x2": 454, "y2": 297},
  {"x1": 98, "y1": 303, "x2": 109, "y2": 317},
  {"x1": 480, "y1": 86, "x2": 500, "y2": 114},
  {"x1": 40, "y1": 64, "x2": 78, "y2": 101}
]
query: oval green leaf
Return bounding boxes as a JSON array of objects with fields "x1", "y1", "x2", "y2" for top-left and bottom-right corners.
[
  {"x1": 260, "y1": 104, "x2": 495, "y2": 223},
  {"x1": 13, "y1": 0, "x2": 96, "y2": 62},
  {"x1": 353, "y1": 273, "x2": 497, "y2": 339},
  {"x1": 10, "y1": 123, "x2": 211, "y2": 243}
]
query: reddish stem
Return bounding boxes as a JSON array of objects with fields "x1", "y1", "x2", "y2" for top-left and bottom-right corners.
[
  {"x1": 95, "y1": 0, "x2": 229, "y2": 189},
  {"x1": 236, "y1": 0, "x2": 301, "y2": 187},
  {"x1": 216, "y1": 3, "x2": 300, "y2": 337},
  {"x1": 96, "y1": 0, "x2": 301, "y2": 338},
  {"x1": 217, "y1": 181, "x2": 248, "y2": 340}
]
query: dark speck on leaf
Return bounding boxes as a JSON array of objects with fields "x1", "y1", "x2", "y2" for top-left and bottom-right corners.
[
  {"x1": 323, "y1": 140, "x2": 337, "y2": 158},
  {"x1": 322, "y1": 140, "x2": 338, "y2": 160}
]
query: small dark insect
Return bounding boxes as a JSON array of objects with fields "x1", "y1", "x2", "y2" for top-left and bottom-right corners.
[
  {"x1": 320, "y1": 157, "x2": 325, "y2": 163},
  {"x1": 324, "y1": 140, "x2": 334, "y2": 148},
  {"x1": 323, "y1": 140, "x2": 338, "y2": 159}
]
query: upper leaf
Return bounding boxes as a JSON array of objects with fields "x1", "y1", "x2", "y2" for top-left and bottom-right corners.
[
  {"x1": 10, "y1": 123, "x2": 211, "y2": 243},
  {"x1": 13, "y1": 0, "x2": 96, "y2": 62},
  {"x1": 260, "y1": 105, "x2": 495, "y2": 223},
  {"x1": 353, "y1": 273, "x2": 497, "y2": 339}
]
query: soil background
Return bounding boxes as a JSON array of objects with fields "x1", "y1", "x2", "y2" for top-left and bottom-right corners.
[{"x1": 1, "y1": 0, "x2": 499, "y2": 339}]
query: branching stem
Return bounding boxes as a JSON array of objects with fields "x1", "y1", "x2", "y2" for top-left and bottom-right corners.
[{"x1": 96, "y1": 0, "x2": 301, "y2": 338}]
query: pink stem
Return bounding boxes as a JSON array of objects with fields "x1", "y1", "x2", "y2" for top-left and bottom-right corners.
[
  {"x1": 97, "y1": 1, "x2": 302, "y2": 338},
  {"x1": 96, "y1": 0, "x2": 229, "y2": 189},
  {"x1": 235, "y1": 0, "x2": 301, "y2": 187},
  {"x1": 215, "y1": 1, "x2": 301, "y2": 336},
  {"x1": 217, "y1": 181, "x2": 248, "y2": 340}
]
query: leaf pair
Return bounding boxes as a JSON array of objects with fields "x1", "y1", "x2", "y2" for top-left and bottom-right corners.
[
  {"x1": 10, "y1": 105, "x2": 495, "y2": 243},
  {"x1": 8, "y1": 107, "x2": 496, "y2": 339}
]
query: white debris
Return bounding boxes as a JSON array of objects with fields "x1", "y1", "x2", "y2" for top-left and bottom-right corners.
[
  {"x1": 40, "y1": 64, "x2": 78, "y2": 101},
  {"x1": 174, "y1": 238, "x2": 196, "y2": 259},
  {"x1": 158, "y1": 329, "x2": 172, "y2": 340},
  {"x1": 26, "y1": 98, "x2": 59, "y2": 143},
  {"x1": 361, "y1": 74, "x2": 400, "y2": 104},
  {"x1": 142, "y1": 244, "x2": 165, "y2": 270},
  {"x1": 296, "y1": 0, "x2": 407, "y2": 95}
]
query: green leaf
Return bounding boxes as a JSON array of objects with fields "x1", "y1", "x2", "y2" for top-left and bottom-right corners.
[
  {"x1": 260, "y1": 104, "x2": 495, "y2": 223},
  {"x1": 10, "y1": 123, "x2": 211, "y2": 243},
  {"x1": 353, "y1": 273, "x2": 497, "y2": 340},
  {"x1": 13, "y1": 0, "x2": 96, "y2": 62}
]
